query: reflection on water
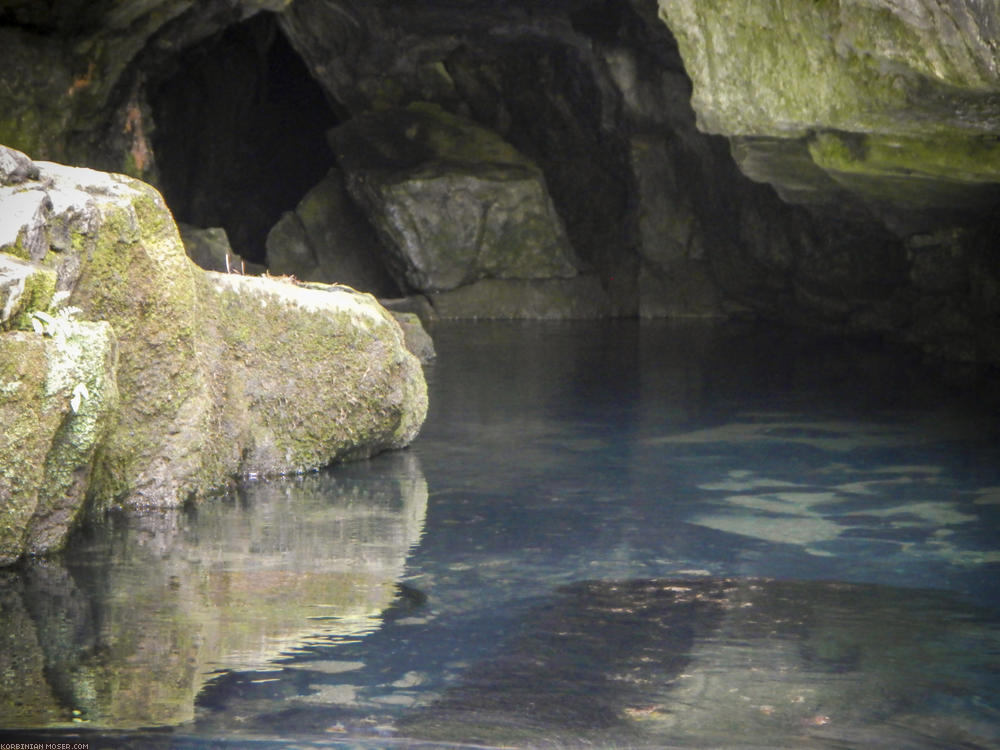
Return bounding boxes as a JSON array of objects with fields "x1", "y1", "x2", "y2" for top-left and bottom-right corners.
[
  {"x1": 0, "y1": 453, "x2": 426, "y2": 728},
  {"x1": 1, "y1": 320, "x2": 999, "y2": 749}
]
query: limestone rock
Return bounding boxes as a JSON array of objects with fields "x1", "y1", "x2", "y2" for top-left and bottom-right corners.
[
  {"x1": 203, "y1": 273, "x2": 428, "y2": 474},
  {"x1": 0, "y1": 319, "x2": 119, "y2": 564},
  {"x1": 0, "y1": 150, "x2": 428, "y2": 519},
  {"x1": 330, "y1": 103, "x2": 579, "y2": 293},
  {"x1": 264, "y1": 167, "x2": 398, "y2": 295},
  {"x1": 658, "y1": 0, "x2": 1000, "y2": 216}
]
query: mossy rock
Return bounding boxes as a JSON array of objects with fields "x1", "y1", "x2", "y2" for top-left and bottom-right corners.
[
  {"x1": 658, "y1": 0, "x2": 1000, "y2": 213},
  {"x1": 0, "y1": 319, "x2": 118, "y2": 563},
  {"x1": 1, "y1": 154, "x2": 429, "y2": 520},
  {"x1": 203, "y1": 273, "x2": 428, "y2": 474}
]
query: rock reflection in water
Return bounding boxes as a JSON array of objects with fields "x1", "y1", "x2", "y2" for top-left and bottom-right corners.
[
  {"x1": 402, "y1": 577, "x2": 1000, "y2": 749},
  {"x1": 0, "y1": 452, "x2": 427, "y2": 730}
]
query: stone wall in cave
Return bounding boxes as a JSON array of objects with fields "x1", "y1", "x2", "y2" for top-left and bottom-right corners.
[
  {"x1": 149, "y1": 12, "x2": 338, "y2": 265},
  {"x1": 0, "y1": 0, "x2": 998, "y2": 367}
]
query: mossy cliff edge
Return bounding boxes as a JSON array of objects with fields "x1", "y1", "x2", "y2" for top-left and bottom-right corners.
[
  {"x1": 0, "y1": 145, "x2": 427, "y2": 563},
  {"x1": 658, "y1": 0, "x2": 1000, "y2": 212}
]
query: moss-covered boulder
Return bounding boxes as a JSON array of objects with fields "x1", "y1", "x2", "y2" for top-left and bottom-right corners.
[
  {"x1": 0, "y1": 147, "x2": 427, "y2": 529},
  {"x1": 202, "y1": 273, "x2": 427, "y2": 475},
  {"x1": 330, "y1": 102, "x2": 579, "y2": 293},
  {"x1": 0, "y1": 319, "x2": 119, "y2": 564}
]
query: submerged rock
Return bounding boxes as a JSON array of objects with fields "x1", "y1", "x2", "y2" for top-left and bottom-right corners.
[{"x1": 0, "y1": 147, "x2": 427, "y2": 544}]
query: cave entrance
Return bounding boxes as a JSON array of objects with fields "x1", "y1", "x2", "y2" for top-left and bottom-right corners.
[{"x1": 150, "y1": 12, "x2": 339, "y2": 265}]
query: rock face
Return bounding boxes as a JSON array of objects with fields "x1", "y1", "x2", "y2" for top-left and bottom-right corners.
[
  {"x1": 331, "y1": 103, "x2": 580, "y2": 293},
  {"x1": 0, "y1": 0, "x2": 999, "y2": 363},
  {"x1": 0, "y1": 321, "x2": 118, "y2": 564},
  {"x1": 658, "y1": 0, "x2": 1000, "y2": 217},
  {"x1": 265, "y1": 167, "x2": 399, "y2": 295},
  {"x1": 0, "y1": 145, "x2": 427, "y2": 561}
]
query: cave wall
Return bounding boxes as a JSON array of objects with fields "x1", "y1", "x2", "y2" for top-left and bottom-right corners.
[{"x1": 0, "y1": 0, "x2": 998, "y2": 366}]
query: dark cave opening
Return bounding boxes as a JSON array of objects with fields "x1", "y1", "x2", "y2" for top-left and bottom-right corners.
[{"x1": 149, "y1": 12, "x2": 339, "y2": 264}]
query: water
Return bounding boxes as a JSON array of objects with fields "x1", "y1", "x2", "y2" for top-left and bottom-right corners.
[{"x1": 2, "y1": 320, "x2": 999, "y2": 749}]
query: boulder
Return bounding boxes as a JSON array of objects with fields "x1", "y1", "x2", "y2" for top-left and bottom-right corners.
[
  {"x1": 0, "y1": 319, "x2": 118, "y2": 563},
  {"x1": 329, "y1": 102, "x2": 579, "y2": 293},
  {"x1": 177, "y1": 223, "x2": 249, "y2": 274},
  {"x1": 202, "y1": 273, "x2": 428, "y2": 475},
  {"x1": 265, "y1": 167, "x2": 399, "y2": 295},
  {"x1": 0, "y1": 148, "x2": 427, "y2": 525}
]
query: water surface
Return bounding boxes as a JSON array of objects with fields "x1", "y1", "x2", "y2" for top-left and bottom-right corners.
[{"x1": 2, "y1": 320, "x2": 999, "y2": 749}]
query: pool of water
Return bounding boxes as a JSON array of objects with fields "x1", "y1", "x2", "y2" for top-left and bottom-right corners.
[{"x1": 2, "y1": 320, "x2": 999, "y2": 749}]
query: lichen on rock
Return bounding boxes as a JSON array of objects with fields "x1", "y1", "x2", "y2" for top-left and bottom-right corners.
[{"x1": 0, "y1": 318, "x2": 118, "y2": 563}]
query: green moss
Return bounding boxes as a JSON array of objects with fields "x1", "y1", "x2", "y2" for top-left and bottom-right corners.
[
  {"x1": 809, "y1": 131, "x2": 1000, "y2": 183},
  {"x1": 203, "y1": 274, "x2": 426, "y2": 476},
  {"x1": 658, "y1": 0, "x2": 993, "y2": 137},
  {"x1": 68, "y1": 181, "x2": 216, "y2": 506},
  {"x1": 5, "y1": 266, "x2": 56, "y2": 331},
  {"x1": 0, "y1": 334, "x2": 48, "y2": 562}
]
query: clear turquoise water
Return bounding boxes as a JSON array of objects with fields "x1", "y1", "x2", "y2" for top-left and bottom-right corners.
[{"x1": 2, "y1": 320, "x2": 999, "y2": 749}]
